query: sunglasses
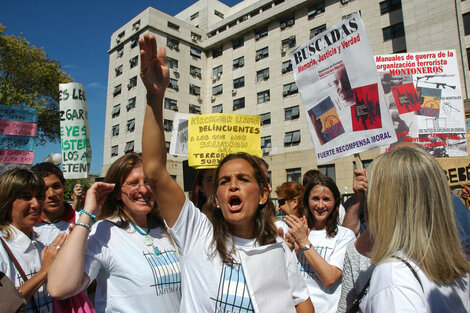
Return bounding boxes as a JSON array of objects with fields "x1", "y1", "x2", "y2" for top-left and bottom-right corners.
[{"x1": 278, "y1": 199, "x2": 286, "y2": 206}]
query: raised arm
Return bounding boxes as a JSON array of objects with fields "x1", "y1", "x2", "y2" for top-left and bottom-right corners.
[
  {"x1": 140, "y1": 34, "x2": 185, "y2": 227},
  {"x1": 48, "y1": 182, "x2": 114, "y2": 299},
  {"x1": 342, "y1": 169, "x2": 367, "y2": 236}
]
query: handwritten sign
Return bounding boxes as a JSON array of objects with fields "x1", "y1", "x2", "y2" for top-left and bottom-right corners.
[
  {"x1": 0, "y1": 104, "x2": 38, "y2": 123},
  {"x1": 0, "y1": 105, "x2": 37, "y2": 167},
  {"x1": 59, "y1": 83, "x2": 92, "y2": 179},
  {"x1": 0, "y1": 150, "x2": 34, "y2": 164},
  {"x1": 291, "y1": 12, "x2": 396, "y2": 164},
  {"x1": 0, "y1": 120, "x2": 37, "y2": 136},
  {"x1": 188, "y1": 113, "x2": 261, "y2": 169}
]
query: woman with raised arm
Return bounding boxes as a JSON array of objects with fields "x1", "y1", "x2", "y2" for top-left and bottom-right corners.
[
  {"x1": 48, "y1": 153, "x2": 181, "y2": 313},
  {"x1": 359, "y1": 145, "x2": 469, "y2": 312},
  {"x1": 140, "y1": 34, "x2": 314, "y2": 313},
  {"x1": 284, "y1": 175, "x2": 356, "y2": 313},
  {"x1": 0, "y1": 168, "x2": 67, "y2": 313}
]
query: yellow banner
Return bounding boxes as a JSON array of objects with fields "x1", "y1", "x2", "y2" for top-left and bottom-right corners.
[{"x1": 188, "y1": 113, "x2": 261, "y2": 169}]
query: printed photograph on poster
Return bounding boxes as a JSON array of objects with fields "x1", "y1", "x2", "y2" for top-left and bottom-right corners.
[
  {"x1": 391, "y1": 82, "x2": 422, "y2": 114},
  {"x1": 416, "y1": 87, "x2": 441, "y2": 117},
  {"x1": 308, "y1": 97, "x2": 345, "y2": 145},
  {"x1": 319, "y1": 61, "x2": 355, "y2": 111},
  {"x1": 350, "y1": 83, "x2": 382, "y2": 131}
]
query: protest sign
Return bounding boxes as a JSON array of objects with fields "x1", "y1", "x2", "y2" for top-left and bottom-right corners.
[
  {"x1": 188, "y1": 113, "x2": 261, "y2": 169},
  {"x1": 59, "y1": 83, "x2": 92, "y2": 179},
  {"x1": 0, "y1": 104, "x2": 37, "y2": 168},
  {"x1": 170, "y1": 113, "x2": 194, "y2": 156},
  {"x1": 291, "y1": 12, "x2": 396, "y2": 164},
  {"x1": 375, "y1": 50, "x2": 467, "y2": 157}
]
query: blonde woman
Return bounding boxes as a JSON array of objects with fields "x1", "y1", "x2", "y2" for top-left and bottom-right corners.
[{"x1": 360, "y1": 145, "x2": 470, "y2": 312}]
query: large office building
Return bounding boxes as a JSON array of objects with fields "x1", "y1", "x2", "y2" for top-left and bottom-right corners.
[{"x1": 103, "y1": 0, "x2": 470, "y2": 194}]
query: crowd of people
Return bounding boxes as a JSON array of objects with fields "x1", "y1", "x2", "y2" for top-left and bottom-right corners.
[{"x1": 0, "y1": 33, "x2": 469, "y2": 313}]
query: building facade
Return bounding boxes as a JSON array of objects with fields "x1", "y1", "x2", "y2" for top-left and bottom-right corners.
[{"x1": 103, "y1": 0, "x2": 470, "y2": 195}]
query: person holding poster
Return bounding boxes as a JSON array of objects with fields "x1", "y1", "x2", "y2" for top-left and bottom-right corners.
[
  {"x1": 48, "y1": 153, "x2": 181, "y2": 313},
  {"x1": 359, "y1": 146, "x2": 469, "y2": 313},
  {"x1": 139, "y1": 34, "x2": 313, "y2": 313},
  {"x1": 0, "y1": 168, "x2": 67, "y2": 313},
  {"x1": 283, "y1": 175, "x2": 355, "y2": 313}
]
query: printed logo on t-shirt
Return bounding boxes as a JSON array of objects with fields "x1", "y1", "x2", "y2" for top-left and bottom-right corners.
[
  {"x1": 211, "y1": 262, "x2": 254, "y2": 313},
  {"x1": 17, "y1": 270, "x2": 53, "y2": 312},
  {"x1": 298, "y1": 245, "x2": 333, "y2": 279},
  {"x1": 143, "y1": 249, "x2": 181, "y2": 296}
]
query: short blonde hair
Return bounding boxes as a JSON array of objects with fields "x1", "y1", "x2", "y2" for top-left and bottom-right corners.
[{"x1": 367, "y1": 145, "x2": 469, "y2": 283}]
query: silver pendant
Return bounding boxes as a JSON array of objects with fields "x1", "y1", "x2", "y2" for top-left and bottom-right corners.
[{"x1": 143, "y1": 235, "x2": 153, "y2": 246}]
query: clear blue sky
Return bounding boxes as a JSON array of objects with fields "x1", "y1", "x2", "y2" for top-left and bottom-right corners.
[{"x1": 0, "y1": 0, "x2": 242, "y2": 176}]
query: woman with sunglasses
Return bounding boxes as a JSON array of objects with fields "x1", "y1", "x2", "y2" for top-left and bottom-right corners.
[
  {"x1": 48, "y1": 153, "x2": 181, "y2": 313},
  {"x1": 276, "y1": 182, "x2": 305, "y2": 218}
]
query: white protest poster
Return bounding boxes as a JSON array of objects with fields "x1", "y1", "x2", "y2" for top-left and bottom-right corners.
[
  {"x1": 291, "y1": 12, "x2": 396, "y2": 164},
  {"x1": 375, "y1": 50, "x2": 467, "y2": 157},
  {"x1": 59, "y1": 83, "x2": 92, "y2": 179},
  {"x1": 169, "y1": 113, "x2": 194, "y2": 156}
]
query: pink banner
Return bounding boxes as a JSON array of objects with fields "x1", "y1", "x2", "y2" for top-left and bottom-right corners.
[
  {"x1": 0, "y1": 149, "x2": 34, "y2": 164},
  {"x1": 0, "y1": 120, "x2": 37, "y2": 136}
]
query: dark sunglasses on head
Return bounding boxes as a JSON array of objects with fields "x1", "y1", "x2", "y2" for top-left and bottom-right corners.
[{"x1": 278, "y1": 199, "x2": 286, "y2": 206}]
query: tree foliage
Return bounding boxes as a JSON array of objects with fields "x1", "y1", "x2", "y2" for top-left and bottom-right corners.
[{"x1": 0, "y1": 23, "x2": 72, "y2": 144}]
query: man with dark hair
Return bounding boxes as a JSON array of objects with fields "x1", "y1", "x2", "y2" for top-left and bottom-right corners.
[{"x1": 32, "y1": 162, "x2": 76, "y2": 245}]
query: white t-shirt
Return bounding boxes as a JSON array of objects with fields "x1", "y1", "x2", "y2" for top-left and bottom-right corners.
[
  {"x1": 359, "y1": 256, "x2": 469, "y2": 313},
  {"x1": 0, "y1": 226, "x2": 53, "y2": 313},
  {"x1": 83, "y1": 219, "x2": 181, "y2": 313},
  {"x1": 170, "y1": 198, "x2": 310, "y2": 313},
  {"x1": 34, "y1": 204, "x2": 78, "y2": 246},
  {"x1": 298, "y1": 226, "x2": 356, "y2": 313},
  {"x1": 274, "y1": 218, "x2": 290, "y2": 235}
]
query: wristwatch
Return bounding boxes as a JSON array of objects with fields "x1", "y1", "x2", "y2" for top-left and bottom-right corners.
[{"x1": 301, "y1": 243, "x2": 313, "y2": 252}]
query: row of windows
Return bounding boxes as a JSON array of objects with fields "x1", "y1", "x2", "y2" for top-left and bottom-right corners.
[
  {"x1": 111, "y1": 141, "x2": 134, "y2": 157},
  {"x1": 115, "y1": 20, "x2": 140, "y2": 45},
  {"x1": 112, "y1": 118, "x2": 135, "y2": 137},
  {"x1": 208, "y1": 81, "x2": 297, "y2": 105},
  {"x1": 115, "y1": 56, "x2": 138, "y2": 77},
  {"x1": 286, "y1": 164, "x2": 336, "y2": 184},
  {"x1": 163, "y1": 97, "x2": 201, "y2": 113},
  {"x1": 259, "y1": 129, "x2": 301, "y2": 150},
  {"x1": 111, "y1": 97, "x2": 136, "y2": 118},
  {"x1": 113, "y1": 76, "x2": 137, "y2": 97}
]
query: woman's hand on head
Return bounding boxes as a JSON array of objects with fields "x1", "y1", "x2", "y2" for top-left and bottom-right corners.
[
  {"x1": 41, "y1": 232, "x2": 67, "y2": 273},
  {"x1": 139, "y1": 34, "x2": 170, "y2": 96},
  {"x1": 83, "y1": 182, "x2": 115, "y2": 215}
]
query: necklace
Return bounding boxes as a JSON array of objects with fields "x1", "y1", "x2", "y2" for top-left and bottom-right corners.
[{"x1": 129, "y1": 221, "x2": 161, "y2": 255}]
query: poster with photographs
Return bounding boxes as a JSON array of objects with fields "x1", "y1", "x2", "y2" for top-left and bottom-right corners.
[
  {"x1": 375, "y1": 50, "x2": 467, "y2": 157},
  {"x1": 291, "y1": 12, "x2": 396, "y2": 164}
]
